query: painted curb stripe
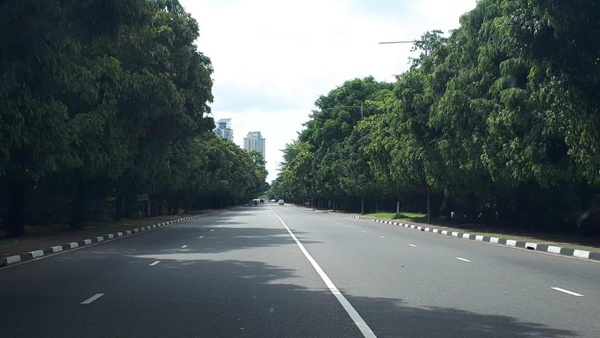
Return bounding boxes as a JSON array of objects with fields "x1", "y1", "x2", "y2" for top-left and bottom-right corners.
[{"x1": 0, "y1": 213, "x2": 221, "y2": 267}]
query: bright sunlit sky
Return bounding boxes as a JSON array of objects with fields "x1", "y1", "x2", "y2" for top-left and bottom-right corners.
[{"x1": 179, "y1": 0, "x2": 477, "y2": 182}]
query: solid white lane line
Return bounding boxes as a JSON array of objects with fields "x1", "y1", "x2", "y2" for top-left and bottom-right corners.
[
  {"x1": 269, "y1": 208, "x2": 376, "y2": 338},
  {"x1": 455, "y1": 257, "x2": 471, "y2": 262},
  {"x1": 409, "y1": 244, "x2": 417, "y2": 248},
  {"x1": 551, "y1": 287, "x2": 584, "y2": 297},
  {"x1": 198, "y1": 236, "x2": 204, "y2": 239},
  {"x1": 181, "y1": 245, "x2": 188, "y2": 249},
  {"x1": 149, "y1": 261, "x2": 161, "y2": 266},
  {"x1": 81, "y1": 293, "x2": 104, "y2": 305}
]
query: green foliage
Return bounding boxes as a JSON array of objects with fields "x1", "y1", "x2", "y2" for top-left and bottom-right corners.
[
  {"x1": 0, "y1": 0, "x2": 266, "y2": 236},
  {"x1": 274, "y1": 1, "x2": 600, "y2": 233}
]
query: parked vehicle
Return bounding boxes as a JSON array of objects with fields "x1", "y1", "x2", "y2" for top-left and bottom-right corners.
[{"x1": 278, "y1": 199, "x2": 284, "y2": 205}]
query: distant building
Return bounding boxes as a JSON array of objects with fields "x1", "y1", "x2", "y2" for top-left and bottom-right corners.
[
  {"x1": 214, "y1": 118, "x2": 233, "y2": 141},
  {"x1": 244, "y1": 131, "x2": 266, "y2": 159}
]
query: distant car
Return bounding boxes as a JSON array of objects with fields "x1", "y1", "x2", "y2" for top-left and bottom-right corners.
[
  {"x1": 278, "y1": 199, "x2": 284, "y2": 205},
  {"x1": 260, "y1": 199, "x2": 264, "y2": 203},
  {"x1": 270, "y1": 199, "x2": 276, "y2": 202}
]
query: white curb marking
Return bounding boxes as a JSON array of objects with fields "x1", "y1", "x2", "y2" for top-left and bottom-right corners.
[
  {"x1": 269, "y1": 208, "x2": 377, "y2": 338},
  {"x1": 551, "y1": 287, "x2": 584, "y2": 297},
  {"x1": 506, "y1": 240, "x2": 517, "y2": 247},
  {"x1": 81, "y1": 293, "x2": 105, "y2": 305},
  {"x1": 548, "y1": 246, "x2": 562, "y2": 254},
  {"x1": 30, "y1": 250, "x2": 44, "y2": 258},
  {"x1": 574, "y1": 250, "x2": 590, "y2": 259},
  {"x1": 6, "y1": 256, "x2": 21, "y2": 264}
]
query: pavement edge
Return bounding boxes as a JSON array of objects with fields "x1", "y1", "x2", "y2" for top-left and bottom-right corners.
[{"x1": 0, "y1": 211, "x2": 224, "y2": 268}]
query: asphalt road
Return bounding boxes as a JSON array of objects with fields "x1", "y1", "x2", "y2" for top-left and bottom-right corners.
[{"x1": 1, "y1": 204, "x2": 599, "y2": 337}]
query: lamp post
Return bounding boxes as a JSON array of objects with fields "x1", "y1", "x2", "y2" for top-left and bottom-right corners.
[{"x1": 378, "y1": 40, "x2": 429, "y2": 57}]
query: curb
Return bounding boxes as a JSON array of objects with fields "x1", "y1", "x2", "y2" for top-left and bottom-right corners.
[
  {"x1": 370, "y1": 219, "x2": 600, "y2": 262},
  {"x1": 0, "y1": 212, "x2": 222, "y2": 268}
]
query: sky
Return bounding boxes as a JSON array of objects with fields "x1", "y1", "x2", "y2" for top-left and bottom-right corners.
[{"x1": 179, "y1": 0, "x2": 477, "y2": 182}]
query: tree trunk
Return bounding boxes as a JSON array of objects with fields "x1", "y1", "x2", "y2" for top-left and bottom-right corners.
[
  {"x1": 115, "y1": 193, "x2": 123, "y2": 221},
  {"x1": 375, "y1": 198, "x2": 379, "y2": 213},
  {"x1": 333, "y1": 197, "x2": 336, "y2": 212},
  {"x1": 396, "y1": 197, "x2": 401, "y2": 214},
  {"x1": 70, "y1": 178, "x2": 86, "y2": 230},
  {"x1": 6, "y1": 180, "x2": 27, "y2": 237},
  {"x1": 361, "y1": 196, "x2": 365, "y2": 215},
  {"x1": 426, "y1": 188, "x2": 431, "y2": 223}
]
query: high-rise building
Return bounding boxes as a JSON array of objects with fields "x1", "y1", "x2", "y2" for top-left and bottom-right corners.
[
  {"x1": 214, "y1": 118, "x2": 233, "y2": 141},
  {"x1": 243, "y1": 131, "x2": 266, "y2": 160}
]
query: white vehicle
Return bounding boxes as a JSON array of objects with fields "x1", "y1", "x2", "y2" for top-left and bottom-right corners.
[{"x1": 278, "y1": 199, "x2": 284, "y2": 205}]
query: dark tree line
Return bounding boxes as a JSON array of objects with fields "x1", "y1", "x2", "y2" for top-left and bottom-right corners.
[
  {"x1": 0, "y1": 0, "x2": 268, "y2": 237},
  {"x1": 272, "y1": 0, "x2": 600, "y2": 234}
]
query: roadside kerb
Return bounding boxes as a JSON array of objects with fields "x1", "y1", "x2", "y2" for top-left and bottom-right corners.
[
  {"x1": 0, "y1": 211, "x2": 223, "y2": 268},
  {"x1": 368, "y1": 218, "x2": 600, "y2": 262}
]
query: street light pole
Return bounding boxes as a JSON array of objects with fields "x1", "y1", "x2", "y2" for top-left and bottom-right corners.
[{"x1": 378, "y1": 40, "x2": 429, "y2": 57}]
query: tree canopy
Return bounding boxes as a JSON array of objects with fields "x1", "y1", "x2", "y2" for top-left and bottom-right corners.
[{"x1": 272, "y1": 0, "x2": 600, "y2": 234}]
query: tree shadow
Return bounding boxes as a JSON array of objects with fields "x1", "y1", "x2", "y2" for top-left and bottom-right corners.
[{"x1": 0, "y1": 257, "x2": 581, "y2": 338}]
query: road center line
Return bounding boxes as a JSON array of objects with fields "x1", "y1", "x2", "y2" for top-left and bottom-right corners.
[
  {"x1": 409, "y1": 244, "x2": 417, "y2": 248},
  {"x1": 149, "y1": 261, "x2": 161, "y2": 266},
  {"x1": 551, "y1": 287, "x2": 584, "y2": 297},
  {"x1": 81, "y1": 293, "x2": 104, "y2": 305},
  {"x1": 455, "y1": 257, "x2": 471, "y2": 262},
  {"x1": 181, "y1": 245, "x2": 188, "y2": 249},
  {"x1": 269, "y1": 208, "x2": 377, "y2": 338}
]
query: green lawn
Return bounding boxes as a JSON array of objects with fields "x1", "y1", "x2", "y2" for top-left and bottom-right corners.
[{"x1": 362, "y1": 212, "x2": 427, "y2": 220}]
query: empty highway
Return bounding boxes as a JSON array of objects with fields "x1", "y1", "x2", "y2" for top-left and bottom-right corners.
[{"x1": 1, "y1": 204, "x2": 599, "y2": 337}]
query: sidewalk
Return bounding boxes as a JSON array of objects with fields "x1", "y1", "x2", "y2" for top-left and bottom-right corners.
[{"x1": 0, "y1": 210, "x2": 222, "y2": 258}]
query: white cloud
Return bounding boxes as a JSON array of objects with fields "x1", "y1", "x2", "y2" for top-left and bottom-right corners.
[{"x1": 180, "y1": 0, "x2": 477, "y2": 182}]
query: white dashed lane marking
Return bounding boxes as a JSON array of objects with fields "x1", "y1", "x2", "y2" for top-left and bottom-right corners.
[
  {"x1": 181, "y1": 245, "x2": 188, "y2": 249},
  {"x1": 380, "y1": 236, "x2": 385, "y2": 239},
  {"x1": 360, "y1": 230, "x2": 366, "y2": 233},
  {"x1": 551, "y1": 287, "x2": 584, "y2": 297},
  {"x1": 81, "y1": 293, "x2": 104, "y2": 305},
  {"x1": 455, "y1": 257, "x2": 471, "y2": 262},
  {"x1": 149, "y1": 261, "x2": 161, "y2": 266},
  {"x1": 198, "y1": 236, "x2": 204, "y2": 239},
  {"x1": 408, "y1": 244, "x2": 417, "y2": 248}
]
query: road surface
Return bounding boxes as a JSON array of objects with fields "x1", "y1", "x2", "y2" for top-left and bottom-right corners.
[{"x1": 1, "y1": 204, "x2": 599, "y2": 337}]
